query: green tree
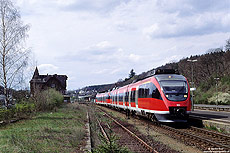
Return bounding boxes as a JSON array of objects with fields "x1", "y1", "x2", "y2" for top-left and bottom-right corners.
[{"x1": 129, "y1": 69, "x2": 135, "y2": 78}]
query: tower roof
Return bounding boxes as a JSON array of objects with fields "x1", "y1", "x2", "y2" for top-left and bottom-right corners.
[{"x1": 32, "y1": 67, "x2": 39, "y2": 79}]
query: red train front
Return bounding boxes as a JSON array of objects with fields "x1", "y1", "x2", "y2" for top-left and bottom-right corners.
[{"x1": 96, "y1": 69, "x2": 191, "y2": 122}]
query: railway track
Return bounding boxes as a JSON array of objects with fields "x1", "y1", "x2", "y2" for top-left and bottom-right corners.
[
  {"x1": 157, "y1": 124, "x2": 230, "y2": 151},
  {"x1": 97, "y1": 105, "x2": 230, "y2": 152},
  {"x1": 186, "y1": 126, "x2": 230, "y2": 146},
  {"x1": 96, "y1": 108, "x2": 158, "y2": 153}
]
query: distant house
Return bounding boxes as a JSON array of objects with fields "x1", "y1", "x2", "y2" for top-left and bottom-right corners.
[{"x1": 30, "y1": 67, "x2": 68, "y2": 95}]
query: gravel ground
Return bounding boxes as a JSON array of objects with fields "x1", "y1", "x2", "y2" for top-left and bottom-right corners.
[{"x1": 100, "y1": 106, "x2": 202, "y2": 153}]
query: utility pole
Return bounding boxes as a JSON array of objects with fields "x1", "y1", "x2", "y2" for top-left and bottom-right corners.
[{"x1": 187, "y1": 59, "x2": 197, "y2": 111}]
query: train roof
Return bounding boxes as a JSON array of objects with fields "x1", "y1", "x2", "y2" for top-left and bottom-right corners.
[
  {"x1": 154, "y1": 74, "x2": 186, "y2": 82},
  {"x1": 96, "y1": 69, "x2": 181, "y2": 94}
]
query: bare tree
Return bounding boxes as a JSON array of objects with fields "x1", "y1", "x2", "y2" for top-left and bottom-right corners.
[
  {"x1": 225, "y1": 38, "x2": 230, "y2": 51},
  {"x1": 0, "y1": 0, "x2": 30, "y2": 106},
  {"x1": 206, "y1": 47, "x2": 223, "y2": 54}
]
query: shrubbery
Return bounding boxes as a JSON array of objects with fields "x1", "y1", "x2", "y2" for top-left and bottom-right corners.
[
  {"x1": 0, "y1": 88, "x2": 64, "y2": 124},
  {"x1": 221, "y1": 76, "x2": 230, "y2": 86},
  {"x1": 0, "y1": 103, "x2": 35, "y2": 123},
  {"x1": 33, "y1": 88, "x2": 64, "y2": 111},
  {"x1": 195, "y1": 75, "x2": 230, "y2": 105},
  {"x1": 208, "y1": 92, "x2": 230, "y2": 105}
]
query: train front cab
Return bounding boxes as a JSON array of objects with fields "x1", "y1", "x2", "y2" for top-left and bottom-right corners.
[{"x1": 153, "y1": 74, "x2": 191, "y2": 122}]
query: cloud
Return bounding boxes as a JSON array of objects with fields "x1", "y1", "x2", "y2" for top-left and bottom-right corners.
[
  {"x1": 143, "y1": 24, "x2": 159, "y2": 39},
  {"x1": 59, "y1": 41, "x2": 142, "y2": 65},
  {"x1": 92, "y1": 68, "x2": 109, "y2": 74},
  {"x1": 14, "y1": 0, "x2": 230, "y2": 89},
  {"x1": 16, "y1": 0, "x2": 132, "y2": 15},
  {"x1": 95, "y1": 41, "x2": 112, "y2": 49},
  {"x1": 38, "y1": 64, "x2": 59, "y2": 74},
  {"x1": 128, "y1": 54, "x2": 141, "y2": 62},
  {"x1": 156, "y1": 0, "x2": 230, "y2": 16},
  {"x1": 143, "y1": 11, "x2": 230, "y2": 38},
  {"x1": 60, "y1": 0, "x2": 132, "y2": 13}
]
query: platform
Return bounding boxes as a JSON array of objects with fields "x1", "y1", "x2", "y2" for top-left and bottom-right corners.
[{"x1": 189, "y1": 109, "x2": 230, "y2": 134}]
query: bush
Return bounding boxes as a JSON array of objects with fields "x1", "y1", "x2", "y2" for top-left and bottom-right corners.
[
  {"x1": 0, "y1": 89, "x2": 63, "y2": 124},
  {"x1": 0, "y1": 103, "x2": 35, "y2": 123},
  {"x1": 208, "y1": 92, "x2": 230, "y2": 105},
  {"x1": 194, "y1": 88, "x2": 212, "y2": 104},
  {"x1": 33, "y1": 88, "x2": 64, "y2": 111},
  {"x1": 221, "y1": 76, "x2": 230, "y2": 85},
  {"x1": 199, "y1": 77, "x2": 216, "y2": 92}
]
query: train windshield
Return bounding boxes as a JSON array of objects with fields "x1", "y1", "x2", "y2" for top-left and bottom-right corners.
[
  {"x1": 160, "y1": 81, "x2": 188, "y2": 101},
  {"x1": 155, "y1": 74, "x2": 188, "y2": 101}
]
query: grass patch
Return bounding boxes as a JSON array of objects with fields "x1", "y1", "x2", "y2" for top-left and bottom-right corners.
[
  {"x1": 206, "y1": 125, "x2": 225, "y2": 133},
  {"x1": 0, "y1": 103, "x2": 87, "y2": 152}
]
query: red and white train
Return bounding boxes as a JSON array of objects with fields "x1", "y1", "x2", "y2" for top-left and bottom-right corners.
[{"x1": 96, "y1": 69, "x2": 192, "y2": 122}]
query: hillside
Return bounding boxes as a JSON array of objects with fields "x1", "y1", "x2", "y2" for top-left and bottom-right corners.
[
  {"x1": 160, "y1": 50, "x2": 230, "y2": 105},
  {"x1": 77, "y1": 39, "x2": 230, "y2": 105}
]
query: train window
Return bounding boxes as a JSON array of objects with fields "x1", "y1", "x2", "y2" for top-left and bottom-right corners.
[
  {"x1": 152, "y1": 88, "x2": 162, "y2": 99},
  {"x1": 120, "y1": 93, "x2": 124, "y2": 102},
  {"x1": 138, "y1": 84, "x2": 148, "y2": 98},
  {"x1": 106, "y1": 94, "x2": 110, "y2": 100},
  {"x1": 159, "y1": 80, "x2": 188, "y2": 101},
  {"x1": 125, "y1": 92, "x2": 128, "y2": 102},
  {"x1": 138, "y1": 88, "x2": 144, "y2": 98},
  {"x1": 112, "y1": 94, "x2": 114, "y2": 102},
  {"x1": 138, "y1": 82, "x2": 161, "y2": 99},
  {"x1": 134, "y1": 90, "x2": 136, "y2": 102},
  {"x1": 119, "y1": 93, "x2": 121, "y2": 102},
  {"x1": 130, "y1": 91, "x2": 133, "y2": 102}
]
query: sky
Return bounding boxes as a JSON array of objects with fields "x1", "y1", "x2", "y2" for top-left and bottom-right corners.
[{"x1": 14, "y1": 0, "x2": 230, "y2": 90}]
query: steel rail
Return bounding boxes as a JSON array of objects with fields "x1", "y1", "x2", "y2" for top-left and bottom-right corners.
[
  {"x1": 97, "y1": 105, "x2": 230, "y2": 151},
  {"x1": 96, "y1": 118, "x2": 109, "y2": 143},
  {"x1": 159, "y1": 124, "x2": 230, "y2": 150},
  {"x1": 103, "y1": 112, "x2": 158, "y2": 153},
  {"x1": 190, "y1": 126, "x2": 230, "y2": 138},
  {"x1": 189, "y1": 126, "x2": 230, "y2": 146}
]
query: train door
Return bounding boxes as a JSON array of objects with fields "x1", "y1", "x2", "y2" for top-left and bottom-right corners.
[
  {"x1": 128, "y1": 90, "x2": 131, "y2": 108},
  {"x1": 125, "y1": 91, "x2": 128, "y2": 107},
  {"x1": 111, "y1": 93, "x2": 113, "y2": 104},
  {"x1": 116, "y1": 92, "x2": 119, "y2": 105},
  {"x1": 135, "y1": 88, "x2": 138, "y2": 108},
  {"x1": 130, "y1": 88, "x2": 136, "y2": 107},
  {"x1": 122, "y1": 92, "x2": 125, "y2": 106}
]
